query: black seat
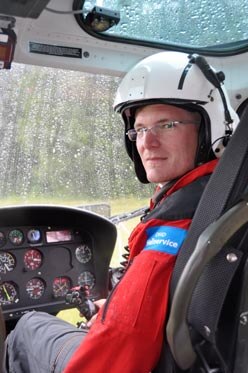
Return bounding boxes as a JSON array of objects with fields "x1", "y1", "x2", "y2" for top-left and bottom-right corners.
[{"x1": 154, "y1": 106, "x2": 248, "y2": 373}]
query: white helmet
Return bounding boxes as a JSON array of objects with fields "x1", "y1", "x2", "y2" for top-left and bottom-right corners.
[{"x1": 114, "y1": 51, "x2": 239, "y2": 183}]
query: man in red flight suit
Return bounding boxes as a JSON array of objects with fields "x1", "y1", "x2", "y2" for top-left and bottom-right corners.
[{"x1": 5, "y1": 51, "x2": 239, "y2": 373}]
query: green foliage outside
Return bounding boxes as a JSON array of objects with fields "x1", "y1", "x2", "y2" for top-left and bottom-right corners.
[
  {"x1": 0, "y1": 63, "x2": 154, "y2": 271},
  {"x1": 0, "y1": 64, "x2": 153, "y2": 205}
]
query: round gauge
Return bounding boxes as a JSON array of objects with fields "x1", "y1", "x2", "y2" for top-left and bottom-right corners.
[
  {"x1": 24, "y1": 249, "x2": 43, "y2": 271},
  {"x1": 75, "y1": 244, "x2": 92, "y2": 264},
  {"x1": 78, "y1": 271, "x2": 95, "y2": 289},
  {"x1": 52, "y1": 276, "x2": 71, "y2": 298},
  {"x1": 0, "y1": 232, "x2": 6, "y2": 247},
  {"x1": 0, "y1": 282, "x2": 19, "y2": 305},
  {"x1": 27, "y1": 229, "x2": 41, "y2": 244},
  {"x1": 26, "y1": 278, "x2": 45, "y2": 300},
  {"x1": 9, "y1": 229, "x2": 24, "y2": 245},
  {"x1": 0, "y1": 252, "x2": 16, "y2": 274}
]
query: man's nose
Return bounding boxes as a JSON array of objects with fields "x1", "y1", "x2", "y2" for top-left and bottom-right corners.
[{"x1": 142, "y1": 129, "x2": 160, "y2": 146}]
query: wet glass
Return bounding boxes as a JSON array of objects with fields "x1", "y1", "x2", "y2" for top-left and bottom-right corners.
[
  {"x1": 83, "y1": 0, "x2": 248, "y2": 51},
  {"x1": 0, "y1": 63, "x2": 153, "y2": 263}
]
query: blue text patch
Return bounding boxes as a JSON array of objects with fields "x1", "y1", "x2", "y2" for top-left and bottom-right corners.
[{"x1": 144, "y1": 226, "x2": 187, "y2": 255}]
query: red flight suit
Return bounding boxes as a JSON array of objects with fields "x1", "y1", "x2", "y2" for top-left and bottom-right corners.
[{"x1": 64, "y1": 159, "x2": 217, "y2": 373}]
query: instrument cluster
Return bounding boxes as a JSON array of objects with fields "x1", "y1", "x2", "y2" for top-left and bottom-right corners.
[{"x1": 0, "y1": 206, "x2": 116, "y2": 321}]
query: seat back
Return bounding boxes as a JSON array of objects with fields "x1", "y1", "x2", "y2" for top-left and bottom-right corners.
[{"x1": 155, "y1": 106, "x2": 248, "y2": 372}]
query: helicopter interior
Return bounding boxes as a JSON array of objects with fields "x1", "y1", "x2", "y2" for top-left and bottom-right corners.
[{"x1": 1, "y1": 1, "x2": 248, "y2": 372}]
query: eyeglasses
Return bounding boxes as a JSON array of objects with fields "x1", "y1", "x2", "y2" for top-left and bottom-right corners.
[{"x1": 126, "y1": 120, "x2": 199, "y2": 142}]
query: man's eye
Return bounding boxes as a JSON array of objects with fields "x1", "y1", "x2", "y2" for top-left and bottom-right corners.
[
  {"x1": 136, "y1": 128, "x2": 146, "y2": 133},
  {"x1": 161, "y1": 122, "x2": 174, "y2": 129}
]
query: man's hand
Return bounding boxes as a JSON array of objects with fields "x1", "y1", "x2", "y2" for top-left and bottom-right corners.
[{"x1": 85, "y1": 299, "x2": 106, "y2": 328}]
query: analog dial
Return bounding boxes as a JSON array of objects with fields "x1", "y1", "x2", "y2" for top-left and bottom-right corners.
[
  {"x1": 75, "y1": 244, "x2": 92, "y2": 264},
  {"x1": 24, "y1": 249, "x2": 43, "y2": 270},
  {"x1": 9, "y1": 229, "x2": 24, "y2": 245},
  {"x1": 0, "y1": 282, "x2": 18, "y2": 305},
  {"x1": 78, "y1": 271, "x2": 95, "y2": 289},
  {"x1": 26, "y1": 278, "x2": 45, "y2": 300},
  {"x1": 27, "y1": 229, "x2": 41, "y2": 244},
  {"x1": 52, "y1": 276, "x2": 71, "y2": 298},
  {"x1": 0, "y1": 252, "x2": 16, "y2": 274},
  {"x1": 0, "y1": 232, "x2": 6, "y2": 247}
]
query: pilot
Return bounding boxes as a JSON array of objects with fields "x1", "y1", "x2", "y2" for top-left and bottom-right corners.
[{"x1": 4, "y1": 51, "x2": 239, "y2": 373}]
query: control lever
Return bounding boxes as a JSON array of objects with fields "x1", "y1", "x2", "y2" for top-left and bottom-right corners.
[{"x1": 65, "y1": 285, "x2": 98, "y2": 321}]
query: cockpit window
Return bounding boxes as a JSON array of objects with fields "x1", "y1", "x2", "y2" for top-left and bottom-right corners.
[
  {"x1": 77, "y1": 0, "x2": 248, "y2": 54},
  {"x1": 0, "y1": 63, "x2": 152, "y2": 207},
  {"x1": 0, "y1": 63, "x2": 153, "y2": 266}
]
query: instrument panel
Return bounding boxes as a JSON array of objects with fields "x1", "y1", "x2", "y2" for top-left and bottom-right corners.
[{"x1": 0, "y1": 205, "x2": 116, "y2": 320}]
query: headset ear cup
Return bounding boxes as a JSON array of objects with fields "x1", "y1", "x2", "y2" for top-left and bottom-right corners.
[
  {"x1": 190, "y1": 107, "x2": 216, "y2": 165},
  {"x1": 132, "y1": 146, "x2": 149, "y2": 183}
]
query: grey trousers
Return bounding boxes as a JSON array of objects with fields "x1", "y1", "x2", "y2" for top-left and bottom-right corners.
[{"x1": 6, "y1": 311, "x2": 87, "y2": 373}]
